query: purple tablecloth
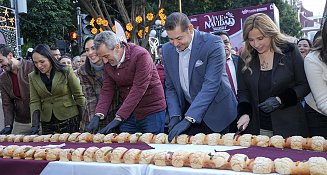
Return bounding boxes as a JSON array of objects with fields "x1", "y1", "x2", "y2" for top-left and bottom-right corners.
[
  {"x1": 226, "y1": 146, "x2": 327, "y2": 161},
  {"x1": 0, "y1": 142, "x2": 153, "y2": 175}
]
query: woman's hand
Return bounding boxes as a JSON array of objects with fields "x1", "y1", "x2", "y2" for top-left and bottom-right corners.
[{"x1": 237, "y1": 114, "x2": 250, "y2": 130}]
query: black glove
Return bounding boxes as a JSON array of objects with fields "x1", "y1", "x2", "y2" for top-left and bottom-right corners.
[
  {"x1": 99, "y1": 119, "x2": 121, "y2": 134},
  {"x1": 28, "y1": 126, "x2": 39, "y2": 135},
  {"x1": 0, "y1": 127, "x2": 12, "y2": 134},
  {"x1": 168, "y1": 118, "x2": 191, "y2": 142},
  {"x1": 258, "y1": 97, "x2": 281, "y2": 113},
  {"x1": 77, "y1": 105, "x2": 84, "y2": 121},
  {"x1": 28, "y1": 110, "x2": 40, "y2": 135},
  {"x1": 168, "y1": 116, "x2": 181, "y2": 132},
  {"x1": 86, "y1": 115, "x2": 100, "y2": 134}
]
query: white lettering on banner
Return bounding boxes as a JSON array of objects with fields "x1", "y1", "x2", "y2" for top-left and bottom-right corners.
[
  {"x1": 204, "y1": 12, "x2": 235, "y2": 30},
  {"x1": 242, "y1": 7, "x2": 268, "y2": 15}
]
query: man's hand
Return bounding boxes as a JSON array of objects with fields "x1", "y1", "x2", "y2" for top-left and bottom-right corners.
[
  {"x1": 98, "y1": 119, "x2": 121, "y2": 134},
  {"x1": 28, "y1": 126, "x2": 39, "y2": 135},
  {"x1": 168, "y1": 116, "x2": 181, "y2": 132},
  {"x1": 168, "y1": 119, "x2": 191, "y2": 142},
  {"x1": 0, "y1": 127, "x2": 12, "y2": 134},
  {"x1": 86, "y1": 115, "x2": 100, "y2": 134},
  {"x1": 258, "y1": 97, "x2": 281, "y2": 113}
]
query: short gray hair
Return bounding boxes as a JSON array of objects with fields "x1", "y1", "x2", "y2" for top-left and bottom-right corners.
[{"x1": 94, "y1": 31, "x2": 121, "y2": 50}]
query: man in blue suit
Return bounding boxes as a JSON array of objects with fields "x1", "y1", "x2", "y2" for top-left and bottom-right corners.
[{"x1": 162, "y1": 12, "x2": 237, "y2": 142}]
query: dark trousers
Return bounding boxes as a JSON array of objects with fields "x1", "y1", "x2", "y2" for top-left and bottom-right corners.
[
  {"x1": 305, "y1": 103, "x2": 327, "y2": 138},
  {"x1": 119, "y1": 110, "x2": 165, "y2": 134},
  {"x1": 181, "y1": 99, "x2": 229, "y2": 135},
  {"x1": 42, "y1": 115, "x2": 79, "y2": 135}
]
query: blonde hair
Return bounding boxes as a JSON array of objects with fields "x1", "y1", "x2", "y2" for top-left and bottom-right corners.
[{"x1": 241, "y1": 13, "x2": 293, "y2": 74}]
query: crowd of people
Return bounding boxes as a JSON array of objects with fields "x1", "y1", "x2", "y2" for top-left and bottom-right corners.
[{"x1": 0, "y1": 12, "x2": 326, "y2": 140}]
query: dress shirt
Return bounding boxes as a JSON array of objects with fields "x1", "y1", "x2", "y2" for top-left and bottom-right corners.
[
  {"x1": 177, "y1": 31, "x2": 194, "y2": 103},
  {"x1": 226, "y1": 54, "x2": 237, "y2": 93}
]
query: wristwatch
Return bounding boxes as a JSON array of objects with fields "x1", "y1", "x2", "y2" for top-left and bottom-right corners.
[{"x1": 185, "y1": 116, "x2": 196, "y2": 123}]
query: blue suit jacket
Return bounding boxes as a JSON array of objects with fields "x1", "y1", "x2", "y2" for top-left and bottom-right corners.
[{"x1": 162, "y1": 30, "x2": 237, "y2": 132}]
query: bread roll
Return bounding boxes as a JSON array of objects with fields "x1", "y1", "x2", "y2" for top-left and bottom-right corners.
[
  {"x1": 7, "y1": 134, "x2": 15, "y2": 142},
  {"x1": 50, "y1": 133, "x2": 61, "y2": 142},
  {"x1": 116, "y1": 133, "x2": 131, "y2": 143},
  {"x1": 34, "y1": 148, "x2": 48, "y2": 160},
  {"x1": 23, "y1": 135, "x2": 38, "y2": 142},
  {"x1": 46, "y1": 148, "x2": 61, "y2": 161},
  {"x1": 33, "y1": 135, "x2": 45, "y2": 142},
  {"x1": 13, "y1": 145, "x2": 32, "y2": 159},
  {"x1": 207, "y1": 133, "x2": 221, "y2": 146},
  {"x1": 269, "y1": 135, "x2": 285, "y2": 148},
  {"x1": 78, "y1": 132, "x2": 94, "y2": 143},
  {"x1": 67, "y1": 132, "x2": 81, "y2": 142},
  {"x1": 43, "y1": 134, "x2": 52, "y2": 142},
  {"x1": 139, "y1": 133, "x2": 154, "y2": 144},
  {"x1": 222, "y1": 133, "x2": 235, "y2": 146},
  {"x1": 230, "y1": 154, "x2": 249, "y2": 172},
  {"x1": 0, "y1": 145, "x2": 6, "y2": 157},
  {"x1": 308, "y1": 157, "x2": 327, "y2": 175},
  {"x1": 293, "y1": 161, "x2": 310, "y2": 175},
  {"x1": 14, "y1": 135, "x2": 24, "y2": 142},
  {"x1": 129, "y1": 133, "x2": 142, "y2": 143},
  {"x1": 139, "y1": 150, "x2": 155, "y2": 164},
  {"x1": 290, "y1": 136, "x2": 305, "y2": 150},
  {"x1": 172, "y1": 150, "x2": 191, "y2": 167},
  {"x1": 255, "y1": 135, "x2": 270, "y2": 147},
  {"x1": 153, "y1": 151, "x2": 169, "y2": 166},
  {"x1": 239, "y1": 134, "x2": 253, "y2": 147},
  {"x1": 189, "y1": 151, "x2": 208, "y2": 169},
  {"x1": 274, "y1": 158, "x2": 295, "y2": 175},
  {"x1": 310, "y1": 136, "x2": 325, "y2": 152},
  {"x1": 111, "y1": 147, "x2": 128, "y2": 163},
  {"x1": 176, "y1": 134, "x2": 190, "y2": 144},
  {"x1": 0, "y1": 135, "x2": 7, "y2": 142},
  {"x1": 95, "y1": 146, "x2": 113, "y2": 163},
  {"x1": 252, "y1": 157, "x2": 274, "y2": 174},
  {"x1": 59, "y1": 133, "x2": 70, "y2": 142},
  {"x1": 190, "y1": 133, "x2": 207, "y2": 145},
  {"x1": 24, "y1": 147, "x2": 40, "y2": 160},
  {"x1": 93, "y1": 133, "x2": 105, "y2": 143},
  {"x1": 71, "y1": 148, "x2": 86, "y2": 162},
  {"x1": 210, "y1": 152, "x2": 230, "y2": 168},
  {"x1": 83, "y1": 146, "x2": 99, "y2": 162},
  {"x1": 59, "y1": 149, "x2": 74, "y2": 161},
  {"x1": 104, "y1": 133, "x2": 118, "y2": 143},
  {"x1": 123, "y1": 148, "x2": 141, "y2": 164},
  {"x1": 153, "y1": 133, "x2": 168, "y2": 144},
  {"x1": 3, "y1": 145, "x2": 19, "y2": 158}
]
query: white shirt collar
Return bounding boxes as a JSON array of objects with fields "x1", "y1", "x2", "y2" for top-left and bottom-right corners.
[{"x1": 117, "y1": 48, "x2": 126, "y2": 68}]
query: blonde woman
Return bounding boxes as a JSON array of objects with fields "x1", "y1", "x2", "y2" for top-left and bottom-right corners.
[{"x1": 236, "y1": 13, "x2": 310, "y2": 137}]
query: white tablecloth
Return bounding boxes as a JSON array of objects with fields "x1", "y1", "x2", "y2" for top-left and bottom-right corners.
[
  {"x1": 41, "y1": 161, "x2": 147, "y2": 175},
  {"x1": 40, "y1": 144, "x2": 278, "y2": 175}
]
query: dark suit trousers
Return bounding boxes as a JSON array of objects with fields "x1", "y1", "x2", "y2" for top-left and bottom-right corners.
[
  {"x1": 182, "y1": 100, "x2": 229, "y2": 135},
  {"x1": 305, "y1": 103, "x2": 327, "y2": 138}
]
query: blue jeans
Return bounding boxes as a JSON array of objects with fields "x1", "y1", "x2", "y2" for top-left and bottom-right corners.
[{"x1": 119, "y1": 111, "x2": 165, "y2": 134}]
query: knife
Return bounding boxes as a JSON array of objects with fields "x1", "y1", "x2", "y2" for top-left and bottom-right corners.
[{"x1": 233, "y1": 125, "x2": 245, "y2": 139}]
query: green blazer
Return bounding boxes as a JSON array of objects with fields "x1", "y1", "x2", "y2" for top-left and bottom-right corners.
[{"x1": 29, "y1": 67, "x2": 85, "y2": 122}]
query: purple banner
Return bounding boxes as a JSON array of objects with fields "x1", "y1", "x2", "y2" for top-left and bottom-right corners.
[{"x1": 189, "y1": 4, "x2": 279, "y2": 53}]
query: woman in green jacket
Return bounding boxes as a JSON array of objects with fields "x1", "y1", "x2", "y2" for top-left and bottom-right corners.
[{"x1": 28, "y1": 44, "x2": 85, "y2": 134}]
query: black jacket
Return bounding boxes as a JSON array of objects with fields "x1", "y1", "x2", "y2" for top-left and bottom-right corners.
[{"x1": 237, "y1": 43, "x2": 310, "y2": 137}]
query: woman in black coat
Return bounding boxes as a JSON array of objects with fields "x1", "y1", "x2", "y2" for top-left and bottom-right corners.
[{"x1": 236, "y1": 13, "x2": 310, "y2": 137}]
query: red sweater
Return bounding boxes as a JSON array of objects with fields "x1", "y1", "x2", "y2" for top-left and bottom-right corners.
[{"x1": 95, "y1": 43, "x2": 166, "y2": 120}]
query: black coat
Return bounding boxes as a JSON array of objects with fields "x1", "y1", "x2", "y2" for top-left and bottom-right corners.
[{"x1": 237, "y1": 43, "x2": 310, "y2": 137}]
